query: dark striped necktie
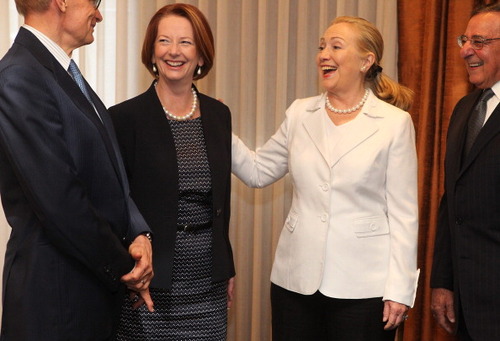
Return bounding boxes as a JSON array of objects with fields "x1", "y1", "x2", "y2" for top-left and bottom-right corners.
[{"x1": 464, "y1": 88, "x2": 494, "y2": 155}]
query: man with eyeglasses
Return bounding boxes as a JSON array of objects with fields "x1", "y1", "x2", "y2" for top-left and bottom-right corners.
[
  {"x1": 431, "y1": 3, "x2": 500, "y2": 341},
  {"x1": 0, "y1": 0, "x2": 153, "y2": 340}
]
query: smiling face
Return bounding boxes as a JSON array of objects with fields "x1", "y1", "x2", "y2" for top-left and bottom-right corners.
[
  {"x1": 317, "y1": 22, "x2": 373, "y2": 96},
  {"x1": 152, "y1": 15, "x2": 203, "y2": 86},
  {"x1": 62, "y1": 0, "x2": 102, "y2": 53},
  {"x1": 460, "y1": 11, "x2": 500, "y2": 89}
]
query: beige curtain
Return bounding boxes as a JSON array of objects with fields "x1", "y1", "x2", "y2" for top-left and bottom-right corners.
[{"x1": 0, "y1": 1, "x2": 397, "y2": 339}]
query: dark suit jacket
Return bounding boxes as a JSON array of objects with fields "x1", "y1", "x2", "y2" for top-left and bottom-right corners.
[
  {"x1": 431, "y1": 88, "x2": 500, "y2": 340},
  {"x1": 109, "y1": 83, "x2": 235, "y2": 289},
  {"x1": 0, "y1": 28, "x2": 150, "y2": 340}
]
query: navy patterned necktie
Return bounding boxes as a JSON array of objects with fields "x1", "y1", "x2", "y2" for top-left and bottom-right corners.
[
  {"x1": 68, "y1": 59, "x2": 93, "y2": 104},
  {"x1": 464, "y1": 88, "x2": 494, "y2": 155}
]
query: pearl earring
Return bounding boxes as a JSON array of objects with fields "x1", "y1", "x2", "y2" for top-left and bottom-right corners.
[
  {"x1": 152, "y1": 64, "x2": 158, "y2": 73},
  {"x1": 197, "y1": 66, "x2": 202, "y2": 75}
]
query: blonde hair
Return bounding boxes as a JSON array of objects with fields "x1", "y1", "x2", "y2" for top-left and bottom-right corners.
[{"x1": 332, "y1": 16, "x2": 414, "y2": 111}]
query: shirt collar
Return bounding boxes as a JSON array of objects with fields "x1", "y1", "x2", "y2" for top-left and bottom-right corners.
[
  {"x1": 22, "y1": 24, "x2": 71, "y2": 71},
  {"x1": 490, "y1": 81, "x2": 500, "y2": 100}
]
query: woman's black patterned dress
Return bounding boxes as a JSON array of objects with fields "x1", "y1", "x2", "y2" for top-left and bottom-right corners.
[{"x1": 116, "y1": 117, "x2": 227, "y2": 340}]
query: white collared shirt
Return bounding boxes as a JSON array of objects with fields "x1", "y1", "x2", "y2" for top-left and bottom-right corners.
[{"x1": 484, "y1": 81, "x2": 500, "y2": 124}]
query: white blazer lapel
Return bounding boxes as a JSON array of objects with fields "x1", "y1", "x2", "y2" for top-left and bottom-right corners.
[
  {"x1": 302, "y1": 90, "x2": 381, "y2": 168},
  {"x1": 303, "y1": 106, "x2": 332, "y2": 167}
]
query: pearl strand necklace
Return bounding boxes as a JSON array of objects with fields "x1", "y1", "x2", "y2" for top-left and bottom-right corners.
[
  {"x1": 155, "y1": 82, "x2": 198, "y2": 121},
  {"x1": 325, "y1": 89, "x2": 369, "y2": 114}
]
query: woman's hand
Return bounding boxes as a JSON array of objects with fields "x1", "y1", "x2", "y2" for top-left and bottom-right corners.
[
  {"x1": 227, "y1": 277, "x2": 235, "y2": 309},
  {"x1": 383, "y1": 300, "x2": 409, "y2": 330}
]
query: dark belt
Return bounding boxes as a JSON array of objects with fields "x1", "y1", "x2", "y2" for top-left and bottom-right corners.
[{"x1": 177, "y1": 221, "x2": 212, "y2": 232}]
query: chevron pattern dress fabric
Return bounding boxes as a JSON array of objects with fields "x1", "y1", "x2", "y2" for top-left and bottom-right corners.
[{"x1": 116, "y1": 117, "x2": 227, "y2": 340}]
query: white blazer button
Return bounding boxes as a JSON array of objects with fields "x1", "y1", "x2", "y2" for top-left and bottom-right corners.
[{"x1": 370, "y1": 223, "x2": 377, "y2": 231}]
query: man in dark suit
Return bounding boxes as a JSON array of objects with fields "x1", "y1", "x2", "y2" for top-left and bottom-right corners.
[
  {"x1": 431, "y1": 3, "x2": 500, "y2": 341},
  {"x1": 0, "y1": 0, "x2": 154, "y2": 339}
]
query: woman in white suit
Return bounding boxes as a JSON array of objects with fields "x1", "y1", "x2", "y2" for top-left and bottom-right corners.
[{"x1": 232, "y1": 16, "x2": 419, "y2": 340}]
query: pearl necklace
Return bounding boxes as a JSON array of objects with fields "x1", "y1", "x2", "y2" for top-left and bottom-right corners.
[
  {"x1": 155, "y1": 82, "x2": 198, "y2": 121},
  {"x1": 325, "y1": 89, "x2": 369, "y2": 114}
]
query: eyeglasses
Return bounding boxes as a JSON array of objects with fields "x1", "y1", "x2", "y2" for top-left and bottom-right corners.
[
  {"x1": 457, "y1": 35, "x2": 500, "y2": 50},
  {"x1": 92, "y1": 0, "x2": 101, "y2": 9}
]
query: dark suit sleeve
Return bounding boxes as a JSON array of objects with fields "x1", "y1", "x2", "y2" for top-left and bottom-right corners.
[
  {"x1": 430, "y1": 97, "x2": 472, "y2": 291},
  {"x1": 430, "y1": 192, "x2": 454, "y2": 290},
  {"x1": 0, "y1": 63, "x2": 133, "y2": 290},
  {"x1": 103, "y1": 106, "x2": 149, "y2": 242},
  {"x1": 108, "y1": 105, "x2": 135, "y2": 179}
]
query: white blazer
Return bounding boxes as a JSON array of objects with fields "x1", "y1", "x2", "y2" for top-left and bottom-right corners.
[{"x1": 232, "y1": 90, "x2": 419, "y2": 307}]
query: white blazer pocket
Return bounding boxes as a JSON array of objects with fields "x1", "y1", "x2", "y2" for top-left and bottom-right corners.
[{"x1": 353, "y1": 216, "x2": 389, "y2": 238}]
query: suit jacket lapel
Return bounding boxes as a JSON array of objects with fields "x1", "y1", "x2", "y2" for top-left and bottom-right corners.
[
  {"x1": 54, "y1": 65, "x2": 105, "y2": 127},
  {"x1": 461, "y1": 101, "x2": 500, "y2": 172},
  {"x1": 199, "y1": 91, "x2": 228, "y2": 198},
  {"x1": 452, "y1": 90, "x2": 500, "y2": 176},
  {"x1": 16, "y1": 28, "x2": 126, "y2": 187},
  {"x1": 444, "y1": 92, "x2": 476, "y2": 180},
  {"x1": 54, "y1": 63, "x2": 128, "y2": 188}
]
